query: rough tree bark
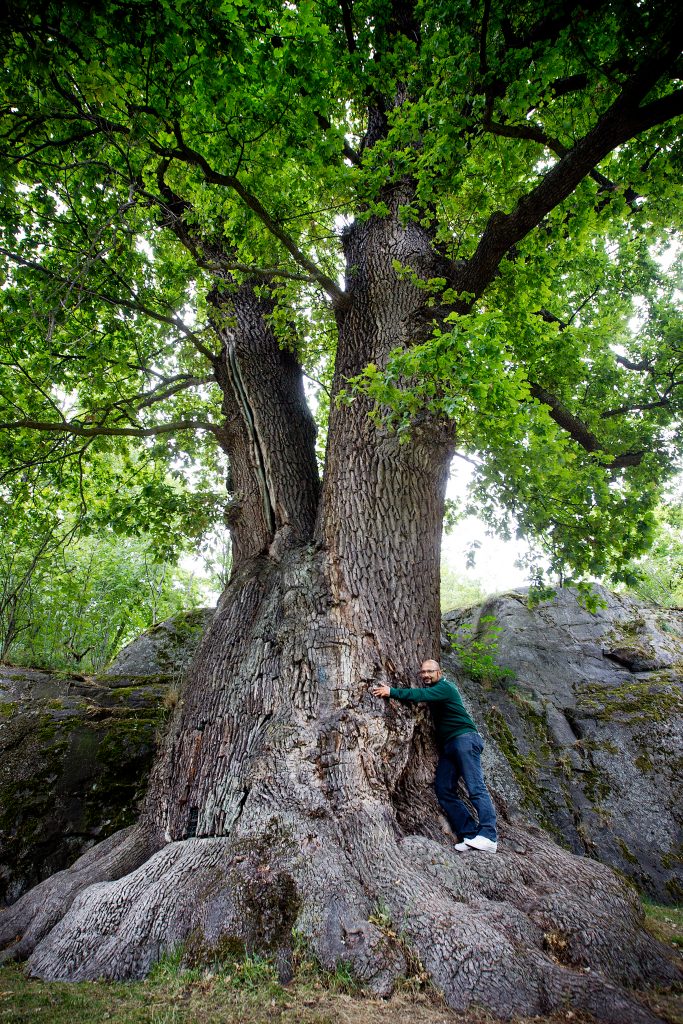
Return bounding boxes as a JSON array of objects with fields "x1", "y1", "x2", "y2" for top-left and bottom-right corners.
[{"x1": 0, "y1": 190, "x2": 678, "y2": 1022}]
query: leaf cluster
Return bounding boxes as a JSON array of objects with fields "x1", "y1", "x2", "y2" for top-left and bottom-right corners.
[{"x1": 0, "y1": 0, "x2": 681, "y2": 584}]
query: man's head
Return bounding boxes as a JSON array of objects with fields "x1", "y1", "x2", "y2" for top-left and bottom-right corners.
[{"x1": 419, "y1": 659, "x2": 441, "y2": 684}]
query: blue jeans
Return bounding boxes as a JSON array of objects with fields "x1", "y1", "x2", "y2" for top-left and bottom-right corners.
[{"x1": 434, "y1": 731, "x2": 497, "y2": 842}]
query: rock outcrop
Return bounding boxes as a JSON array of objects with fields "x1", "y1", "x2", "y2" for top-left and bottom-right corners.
[
  {"x1": 0, "y1": 609, "x2": 213, "y2": 905},
  {"x1": 104, "y1": 608, "x2": 214, "y2": 678},
  {"x1": 442, "y1": 585, "x2": 683, "y2": 903}
]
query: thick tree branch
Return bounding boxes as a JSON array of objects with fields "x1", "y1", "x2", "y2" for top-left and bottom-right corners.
[
  {"x1": 479, "y1": 0, "x2": 492, "y2": 75},
  {"x1": 616, "y1": 354, "x2": 652, "y2": 372},
  {"x1": 547, "y1": 74, "x2": 589, "y2": 99},
  {"x1": 458, "y1": 47, "x2": 683, "y2": 303},
  {"x1": 501, "y1": 0, "x2": 603, "y2": 50},
  {"x1": 530, "y1": 384, "x2": 644, "y2": 468},
  {"x1": 481, "y1": 118, "x2": 641, "y2": 206},
  {"x1": 601, "y1": 396, "x2": 676, "y2": 418},
  {"x1": 630, "y1": 87, "x2": 683, "y2": 133},
  {"x1": 339, "y1": 0, "x2": 357, "y2": 55}
]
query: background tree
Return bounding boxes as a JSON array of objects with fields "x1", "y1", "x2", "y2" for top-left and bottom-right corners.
[
  {"x1": 0, "y1": 445, "x2": 225, "y2": 668},
  {"x1": 0, "y1": 2, "x2": 681, "y2": 1020},
  {"x1": 439, "y1": 559, "x2": 487, "y2": 611},
  {"x1": 625, "y1": 498, "x2": 683, "y2": 607},
  {"x1": 1, "y1": 524, "x2": 206, "y2": 672}
]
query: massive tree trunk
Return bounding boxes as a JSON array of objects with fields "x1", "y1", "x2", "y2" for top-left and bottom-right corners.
[{"x1": 0, "y1": 222, "x2": 678, "y2": 1023}]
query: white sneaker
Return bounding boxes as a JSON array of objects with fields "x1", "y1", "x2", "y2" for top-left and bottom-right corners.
[
  {"x1": 454, "y1": 841, "x2": 471, "y2": 851},
  {"x1": 464, "y1": 835, "x2": 498, "y2": 853}
]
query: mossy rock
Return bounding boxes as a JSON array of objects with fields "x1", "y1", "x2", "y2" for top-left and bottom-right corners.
[
  {"x1": 442, "y1": 584, "x2": 683, "y2": 903},
  {"x1": 104, "y1": 608, "x2": 214, "y2": 679},
  {"x1": 0, "y1": 666, "x2": 170, "y2": 906}
]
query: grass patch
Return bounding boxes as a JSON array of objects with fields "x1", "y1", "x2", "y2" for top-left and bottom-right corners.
[
  {"x1": 0, "y1": 952, "x2": 452, "y2": 1024},
  {"x1": 0, "y1": 930, "x2": 680, "y2": 1024},
  {"x1": 0, "y1": 958, "x2": 453, "y2": 1024},
  {"x1": 643, "y1": 900, "x2": 683, "y2": 949}
]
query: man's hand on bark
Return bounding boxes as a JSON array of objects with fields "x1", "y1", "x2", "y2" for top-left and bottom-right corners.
[{"x1": 371, "y1": 684, "x2": 390, "y2": 698}]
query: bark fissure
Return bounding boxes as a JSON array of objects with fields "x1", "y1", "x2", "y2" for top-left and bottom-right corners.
[
  {"x1": 224, "y1": 337, "x2": 276, "y2": 538},
  {"x1": 210, "y1": 283, "x2": 320, "y2": 567}
]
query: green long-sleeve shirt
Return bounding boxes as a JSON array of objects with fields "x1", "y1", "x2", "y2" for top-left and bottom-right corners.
[{"x1": 389, "y1": 676, "x2": 477, "y2": 748}]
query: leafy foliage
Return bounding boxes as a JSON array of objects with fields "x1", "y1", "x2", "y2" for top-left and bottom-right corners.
[
  {"x1": 0, "y1": 464, "x2": 217, "y2": 670},
  {"x1": 625, "y1": 501, "x2": 683, "y2": 607},
  {"x1": 0, "y1": 0, "x2": 682, "y2": 587},
  {"x1": 447, "y1": 616, "x2": 515, "y2": 686},
  {"x1": 439, "y1": 561, "x2": 487, "y2": 612},
  {"x1": 1, "y1": 521, "x2": 205, "y2": 673}
]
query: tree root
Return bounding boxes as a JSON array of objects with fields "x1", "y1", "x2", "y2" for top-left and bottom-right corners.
[
  {"x1": 0, "y1": 811, "x2": 678, "y2": 1021},
  {"x1": 0, "y1": 824, "x2": 158, "y2": 964}
]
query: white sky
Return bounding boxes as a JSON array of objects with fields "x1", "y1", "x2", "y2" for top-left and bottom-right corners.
[{"x1": 442, "y1": 462, "x2": 530, "y2": 594}]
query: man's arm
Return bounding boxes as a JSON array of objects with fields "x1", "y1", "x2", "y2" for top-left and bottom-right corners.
[{"x1": 371, "y1": 680, "x2": 451, "y2": 702}]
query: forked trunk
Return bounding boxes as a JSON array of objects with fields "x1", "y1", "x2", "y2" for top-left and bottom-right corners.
[{"x1": 0, "y1": 229, "x2": 677, "y2": 1023}]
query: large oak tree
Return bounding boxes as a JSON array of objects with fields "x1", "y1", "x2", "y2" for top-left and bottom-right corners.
[{"x1": 1, "y1": 2, "x2": 682, "y2": 1019}]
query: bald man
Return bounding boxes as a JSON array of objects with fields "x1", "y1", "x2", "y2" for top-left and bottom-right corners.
[{"x1": 372, "y1": 659, "x2": 498, "y2": 853}]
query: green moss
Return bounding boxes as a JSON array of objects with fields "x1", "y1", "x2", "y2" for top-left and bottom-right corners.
[
  {"x1": 635, "y1": 752, "x2": 654, "y2": 772},
  {"x1": 665, "y1": 878, "x2": 683, "y2": 902},
  {"x1": 111, "y1": 686, "x2": 140, "y2": 699},
  {"x1": 0, "y1": 699, "x2": 167, "y2": 902},
  {"x1": 573, "y1": 737, "x2": 620, "y2": 755},
  {"x1": 0, "y1": 701, "x2": 18, "y2": 717},
  {"x1": 0, "y1": 718, "x2": 72, "y2": 890},
  {"x1": 219, "y1": 865, "x2": 300, "y2": 956},
  {"x1": 485, "y1": 707, "x2": 544, "y2": 813},
  {"x1": 616, "y1": 837, "x2": 639, "y2": 865},
  {"x1": 84, "y1": 714, "x2": 164, "y2": 831},
  {"x1": 108, "y1": 684, "x2": 169, "y2": 704},
  {"x1": 612, "y1": 614, "x2": 647, "y2": 640},
  {"x1": 576, "y1": 679, "x2": 683, "y2": 723},
  {"x1": 36, "y1": 716, "x2": 58, "y2": 741},
  {"x1": 94, "y1": 672, "x2": 173, "y2": 687},
  {"x1": 581, "y1": 767, "x2": 611, "y2": 803},
  {"x1": 181, "y1": 933, "x2": 251, "y2": 971},
  {"x1": 660, "y1": 848, "x2": 683, "y2": 870}
]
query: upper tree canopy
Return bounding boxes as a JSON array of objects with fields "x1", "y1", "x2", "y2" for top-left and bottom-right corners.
[{"x1": 1, "y1": 0, "x2": 682, "y2": 583}]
